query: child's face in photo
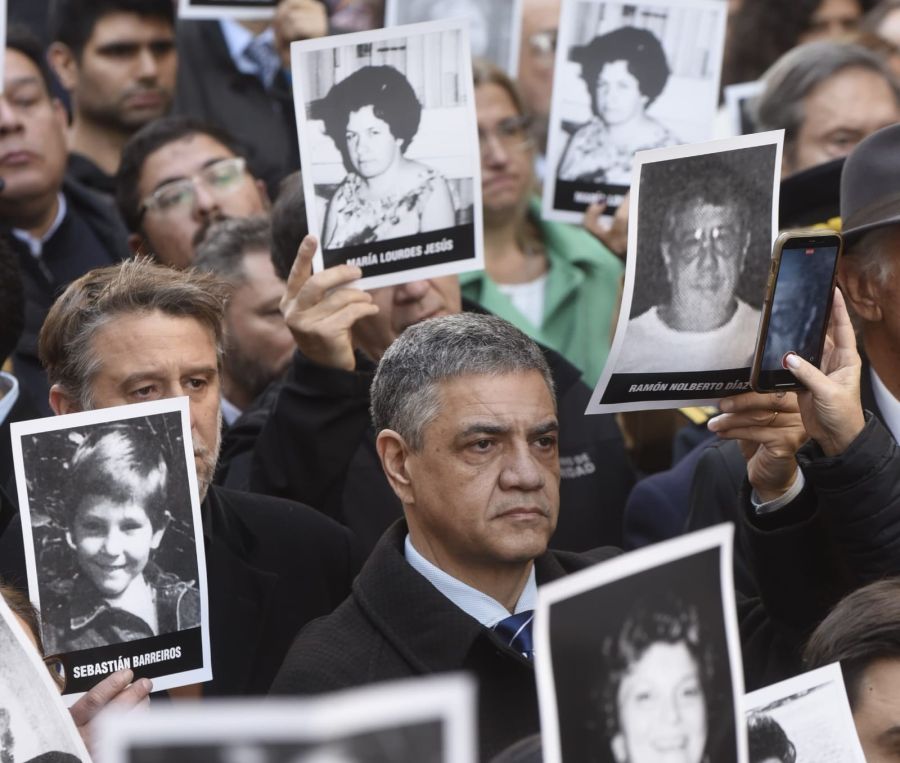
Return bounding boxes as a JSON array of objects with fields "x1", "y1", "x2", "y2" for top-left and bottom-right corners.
[{"x1": 66, "y1": 497, "x2": 165, "y2": 597}]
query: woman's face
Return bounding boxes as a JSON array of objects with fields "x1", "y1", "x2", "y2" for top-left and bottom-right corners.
[
  {"x1": 596, "y1": 60, "x2": 648, "y2": 125},
  {"x1": 612, "y1": 641, "x2": 707, "y2": 763},
  {"x1": 67, "y1": 496, "x2": 165, "y2": 597},
  {"x1": 345, "y1": 105, "x2": 403, "y2": 179}
]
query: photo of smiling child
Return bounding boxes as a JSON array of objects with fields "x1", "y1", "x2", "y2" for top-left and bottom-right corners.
[{"x1": 12, "y1": 398, "x2": 212, "y2": 701}]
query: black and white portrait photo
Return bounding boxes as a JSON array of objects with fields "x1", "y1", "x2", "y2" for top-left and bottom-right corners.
[
  {"x1": 385, "y1": 0, "x2": 522, "y2": 74},
  {"x1": 12, "y1": 398, "x2": 212, "y2": 701},
  {"x1": 0, "y1": 596, "x2": 90, "y2": 762},
  {"x1": 98, "y1": 675, "x2": 476, "y2": 763},
  {"x1": 291, "y1": 19, "x2": 484, "y2": 289},
  {"x1": 745, "y1": 663, "x2": 866, "y2": 762},
  {"x1": 535, "y1": 525, "x2": 745, "y2": 763},
  {"x1": 588, "y1": 131, "x2": 783, "y2": 413},
  {"x1": 542, "y1": 0, "x2": 728, "y2": 224},
  {"x1": 177, "y1": 0, "x2": 276, "y2": 20}
]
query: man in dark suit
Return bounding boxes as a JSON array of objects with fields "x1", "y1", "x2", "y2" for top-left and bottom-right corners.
[
  {"x1": 270, "y1": 309, "x2": 874, "y2": 759},
  {"x1": 1, "y1": 29, "x2": 131, "y2": 415},
  {"x1": 2, "y1": 258, "x2": 357, "y2": 697},
  {"x1": 174, "y1": 0, "x2": 329, "y2": 193},
  {"x1": 271, "y1": 312, "x2": 619, "y2": 758}
]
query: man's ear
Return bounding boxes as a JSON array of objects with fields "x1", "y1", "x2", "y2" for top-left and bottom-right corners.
[
  {"x1": 49, "y1": 384, "x2": 80, "y2": 416},
  {"x1": 375, "y1": 429, "x2": 415, "y2": 506},
  {"x1": 46, "y1": 43, "x2": 78, "y2": 92},
  {"x1": 838, "y1": 257, "x2": 883, "y2": 323},
  {"x1": 128, "y1": 233, "x2": 146, "y2": 256}
]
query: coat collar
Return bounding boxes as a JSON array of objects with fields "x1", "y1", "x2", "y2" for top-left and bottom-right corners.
[{"x1": 352, "y1": 521, "x2": 569, "y2": 675}]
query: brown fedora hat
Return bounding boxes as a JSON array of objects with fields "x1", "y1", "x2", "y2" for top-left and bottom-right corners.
[{"x1": 840, "y1": 123, "x2": 900, "y2": 245}]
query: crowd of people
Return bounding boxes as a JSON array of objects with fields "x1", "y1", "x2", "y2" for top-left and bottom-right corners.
[{"x1": 2, "y1": 0, "x2": 900, "y2": 760}]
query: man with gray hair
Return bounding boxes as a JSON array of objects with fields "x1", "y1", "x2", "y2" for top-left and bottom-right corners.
[
  {"x1": 271, "y1": 311, "x2": 619, "y2": 758},
  {"x1": 194, "y1": 216, "x2": 294, "y2": 424},
  {"x1": 269, "y1": 311, "x2": 850, "y2": 760},
  {"x1": 754, "y1": 40, "x2": 900, "y2": 177}
]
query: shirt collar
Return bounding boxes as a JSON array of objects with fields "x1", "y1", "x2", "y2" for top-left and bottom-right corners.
[
  {"x1": 404, "y1": 534, "x2": 537, "y2": 628},
  {"x1": 870, "y1": 365, "x2": 900, "y2": 442},
  {"x1": 11, "y1": 193, "x2": 67, "y2": 258},
  {"x1": 218, "y1": 19, "x2": 277, "y2": 78},
  {"x1": 220, "y1": 396, "x2": 242, "y2": 427},
  {"x1": 0, "y1": 372, "x2": 19, "y2": 428}
]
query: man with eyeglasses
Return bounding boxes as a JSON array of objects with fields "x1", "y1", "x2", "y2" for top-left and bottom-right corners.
[
  {"x1": 116, "y1": 116, "x2": 270, "y2": 269},
  {"x1": 615, "y1": 173, "x2": 759, "y2": 373},
  {"x1": 47, "y1": 0, "x2": 178, "y2": 197},
  {"x1": 0, "y1": 29, "x2": 130, "y2": 415}
]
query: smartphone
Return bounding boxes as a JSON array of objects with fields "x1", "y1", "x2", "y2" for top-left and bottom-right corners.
[{"x1": 750, "y1": 230, "x2": 843, "y2": 392}]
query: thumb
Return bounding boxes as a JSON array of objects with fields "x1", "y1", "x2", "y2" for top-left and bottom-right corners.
[{"x1": 783, "y1": 352, "x2": 829, "y2": 397}]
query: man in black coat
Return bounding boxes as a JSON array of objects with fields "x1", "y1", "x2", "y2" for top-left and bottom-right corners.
[
  {"x1": 270, "y1": 309, "x2": 869, "y2": 759},
  {"x1": 219, "y1": 235, "x2": 636, "y2": 554},
  {"x1": 174, "y1": 1, "x2": 329, "y2": 193},
  {"x1": 0, "y1": 30, "x2": 130, "y2": 415},
  {"x1": 1, "y1": 258, "x2": 357, "y2": 697}
]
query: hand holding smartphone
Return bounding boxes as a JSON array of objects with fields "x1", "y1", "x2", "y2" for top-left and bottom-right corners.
[{"x1": 750, "y1": 229, "x2": 843, "y2": 393}]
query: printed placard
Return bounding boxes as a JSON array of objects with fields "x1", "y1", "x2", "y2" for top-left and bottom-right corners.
[
  {"x1": 0, "y1": 593, "x2": 91, "y2": 761},
  {"x1": 177, "y1": 0, "x2": 276, "y2": 20},
  {"x1": 542, "y1": 0, "x2": 728, "y2": 224},
  {"x1": 744, "y1": 663, "x2": 866, "y2": 763},
  {"x1": 290, "y1": 19, "x2": 485, "y2": 290},
  {"x1": 98, "y1": 674, "x2": 477, "y2": 763},
  {"x1": 536, "y1": 524, "x2": 747, "y2": 763},
  {"x1": 587, "y1": 130, "x2": 784, "y2": 412},
  {"x1": 723, "y1": 81, "x2": 765, "y2": 137},
  {"x1": 385, "y1": 0, "x2": 523, "y2": 74},
  {"x1": 12, "y1": 398, "x2": 212, "y2": 702}
]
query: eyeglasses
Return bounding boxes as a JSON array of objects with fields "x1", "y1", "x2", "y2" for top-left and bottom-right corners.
[
  {"x1": 139, "y1": 157, "x2": 248, "y2": 220},
  {"x1": 478, "y1": 115, "x2": 533, "y2": 157},
  {"x1": 671, "y1": 225, "x2": 743, "y2": 257}
]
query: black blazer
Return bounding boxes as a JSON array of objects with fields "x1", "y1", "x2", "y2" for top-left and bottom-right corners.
[{"x1": 271, "y1": 520, "x2": 620, "y2": 761}]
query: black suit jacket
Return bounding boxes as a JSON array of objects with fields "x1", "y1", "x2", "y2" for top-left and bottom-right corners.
[
  {"x1": 271, "y1": 521, "x2": 620, "y2": 760},
  {"x1": 174, "y1": 20, "x2": 299, "y2": 194}
]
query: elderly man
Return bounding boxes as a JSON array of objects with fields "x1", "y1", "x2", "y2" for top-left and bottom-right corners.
[
  {"x1": 615, "y1": 171, "x2": 760, "y2": 373},
  {"x1": 47, "y1": 0, "x2": 177, "y2": 195},
  {"x1": 755, "y1": 40, "x2": 900, "y2": 177},
  {"x1": 193, "y1": 216, "x2": 294, "y2": 424},
  {"x1": 0, "y1": 259, "x2": 357, "y2": 697},
  {"x1": 0, "y1": 29, "x2": 130, "y2": 414},
  {"x1": 116, "y1": 116, "x2": 270, "y2": 269}
]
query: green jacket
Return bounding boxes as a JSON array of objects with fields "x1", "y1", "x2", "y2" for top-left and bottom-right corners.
[{"x1": 461, "y1": 203, "x2": 623, "y2": 387}]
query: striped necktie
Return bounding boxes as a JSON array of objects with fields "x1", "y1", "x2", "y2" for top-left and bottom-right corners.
[{"x1": 493, "y1": 610, "x2": 534, "y2": 660}]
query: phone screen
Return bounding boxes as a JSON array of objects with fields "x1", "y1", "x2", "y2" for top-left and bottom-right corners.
[{"x1": 756, "y1": 240, "x2": 840, "y2": 388}]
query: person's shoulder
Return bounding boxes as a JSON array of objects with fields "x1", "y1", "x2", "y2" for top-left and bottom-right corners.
[
  {"x1": 537, "y1": 210, "x2": 624, "y2": 274},
  {"x1": 269, "y1": 597, "x2": 378, "y2": 695},
  {"x1": 212, "y1": 486, "x2": 352, "y2": 539},
  {"x1": 550, "y1": 545, "x2": 621, "y2": 573}
]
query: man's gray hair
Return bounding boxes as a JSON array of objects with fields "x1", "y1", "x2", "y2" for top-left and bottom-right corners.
[
  {"x1": 845, "y1": 224, "x2": 899, "y2": 288},
  {"x1": 754, "y1": 41, "x2": 900, "y2": 153},
  {"x1": 370, "y1": 313, "x2": 555, "y2": 450},
  {"x1": 193, "y1": 215, "x2": 272, "y2": 284}
]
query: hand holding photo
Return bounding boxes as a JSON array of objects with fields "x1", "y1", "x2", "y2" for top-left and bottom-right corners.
[
  {"x1": 588, "y1": 130, "x2": 784, "y2": 413},
  {"x1": 12, "y1": 398, "x2": 212, "y2": 702}
]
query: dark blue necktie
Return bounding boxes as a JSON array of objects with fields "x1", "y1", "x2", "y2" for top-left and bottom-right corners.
[{"x1": 493, "y1": 610, "x2": 534, "y2": 660}]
